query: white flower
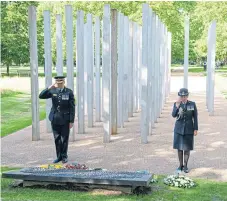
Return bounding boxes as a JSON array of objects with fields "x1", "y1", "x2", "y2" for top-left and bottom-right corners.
[{"x1": 164, "y1": 174, "x2": 196, "y2": 188}]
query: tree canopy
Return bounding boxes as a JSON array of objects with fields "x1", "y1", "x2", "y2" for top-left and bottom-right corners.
[{"x1": 1, "y1": 1, "x2": 227, "y2": 70}]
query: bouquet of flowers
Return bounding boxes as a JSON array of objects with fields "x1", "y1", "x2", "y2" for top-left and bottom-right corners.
[
  {"x1": 38, "y1": 163, "x2": 88, "y2": 170},
  {"x1": 164, "y1": 174, "x2": 196, "y2": 188},
  {"x1": 64, "y1": 163, "x2": 88, "y2": 170},
  {"x1": 39, "y1": 164, "x2": 63, "y2": 169}
]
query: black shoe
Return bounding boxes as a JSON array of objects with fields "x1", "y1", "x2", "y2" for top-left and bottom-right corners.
[
  {"x1": 176, "y1": 166, "x2": 183, "y2": 171},
  {"x1": 62, "y1": 158, "x2": 68, "y2": 164},
  {"x1": 183, "y1": 166, "x2": 189, "y2": 173},
  {"x1": 53, "y1": 158, "x2": 62, "y2": 163}
]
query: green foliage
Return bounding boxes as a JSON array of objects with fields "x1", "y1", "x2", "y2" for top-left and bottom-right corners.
[
  {"x1": 193, "y1": 2, "x2": 227, "y2": 60},
  {"x1": 222, "y1": 91, "x2": 227, "y2": 100},
  {"x1": 222, "y1": 91, "x2": 227, "y2": 99},
  {"x1": 1, "y1": 1, "x2": 227, "y2": 72},
  {"x1": 1, "y1": 2, "x2": 39, "y2": 67}
]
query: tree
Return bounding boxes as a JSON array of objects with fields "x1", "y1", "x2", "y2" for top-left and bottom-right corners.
[
  {"x1": 193, "y1": 2, "x2": 227, "y2": 61},
  {"x1": 1, "y1": 1, "x2": 227, "y2": 70},
  {"x1": 1, "y1": 1, "x2": 39, "y2": 74}
]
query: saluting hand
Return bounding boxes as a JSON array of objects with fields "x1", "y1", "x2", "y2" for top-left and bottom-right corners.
[
  {"x1": 48, "y1": 83, "x2": 56, "y2": 90},
  {"x1": 176, "y1": 96, "x2": 182, "y2": 108}
]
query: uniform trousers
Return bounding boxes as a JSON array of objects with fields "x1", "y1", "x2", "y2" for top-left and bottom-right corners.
[{"x1": 51, "y1": 122, "x2": 70, "y2": 159}]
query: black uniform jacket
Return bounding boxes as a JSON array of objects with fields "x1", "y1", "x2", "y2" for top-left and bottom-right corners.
[
  {"x1": 172, "y1": 101, "x2": 198, "y2": 135},
  {"x1": 39, "y1": 87, "x2": 75, "y2": 124}
]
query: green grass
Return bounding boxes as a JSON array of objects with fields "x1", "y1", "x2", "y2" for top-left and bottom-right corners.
[
  {"x1": 38, "y1": 72, "x2": 77, "y2": 77},
  {"x1": 222, "y1": 91, "x2": 227, "y2": 99},
  {"x1": 171, "y1": 64, "x2": 183, "y2": 67},
  {"x1": 171, "y1": 64, "x2": 201, "y2": 68},
  {"x1": 171, "y1": 65, "x2": 227, "y2": 74},
  {"x1": 1, "y1": 65, "x2": 226, "y2": 77},
  {"x1": 188, "y1": 67, "x2": 204, "y2": 73},
  {"x1": 1, "y1": 90, "x2": 24, "y2": 98},
  {"x1": 1, "y1": 66, "x2": 76, "y2": 77},
  {"x1": 216, "y1": 65, "x2": 227, "y2": 72},
  {"x1": 1, "y1": 167, "x2": 227, "y2": 201},
  {"x1": 1, "y1": 90, "x2": 46, "y2": 137}
]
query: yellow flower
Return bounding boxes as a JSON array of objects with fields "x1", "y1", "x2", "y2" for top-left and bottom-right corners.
[
  {"x1": 54, "y1": 164, "x2": 63, "y2": 169},
  {"x1": 39, "y1": 164, "x2": 49, "y2": 169}
]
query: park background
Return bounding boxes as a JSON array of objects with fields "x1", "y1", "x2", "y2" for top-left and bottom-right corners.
[
  {"x1": 1, "y1": 1, "x2": 227, "y2": 75},
  {"x1": 1, "y1": 1, "x2": 227, "y2": 201},
  {"x1": 1, "y1": 1, "x2": 226, "y2": 136}
]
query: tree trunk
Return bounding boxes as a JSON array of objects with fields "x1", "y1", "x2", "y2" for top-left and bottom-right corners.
[{"x1": 7, "y1": 64, "x2": 9, "y2": 76}]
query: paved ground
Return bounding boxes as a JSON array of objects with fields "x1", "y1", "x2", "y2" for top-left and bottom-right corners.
[{"x1": 1, "y1": 76, "x2": 227, "y2": 181}]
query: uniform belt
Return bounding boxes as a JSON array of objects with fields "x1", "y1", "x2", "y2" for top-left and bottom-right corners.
[
  {"x1": 53, "y1": 109, "x2": 69, "y2": 114},
  {"x1": 55, "y1": 111, "x2": 69, "y2": 114}
]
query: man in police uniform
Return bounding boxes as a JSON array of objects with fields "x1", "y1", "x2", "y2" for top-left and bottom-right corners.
[
  {"x1": 39, "y1": 76, "x2": 75, "y2": 163},
  {"x1": 172, "y1": 88, "x2": 198, "y2": 173}
]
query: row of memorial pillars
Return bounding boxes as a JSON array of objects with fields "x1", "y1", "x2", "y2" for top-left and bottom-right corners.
[
  {"x1": 102, "y1": 5, "x2": 143, "y2": 142},
  {"x1": 103, "y1": 4, "x2": 172, "y2": 143},
  {"x1": 28, "y1": 4, "x2": 171, "y2": 143},
  {"x1": 140, "y1": 4, "x2": 171, "y2": 143}
]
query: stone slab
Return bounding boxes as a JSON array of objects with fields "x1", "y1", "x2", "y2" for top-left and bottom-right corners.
[
  {"x1": 10, "y1": 179, "x2": 151, "y2": 194},
  {"x1": 2, "y1": 169, "x2": 153, "y2": 187},
  {"x1": 23, "y1": 181, "x2": 134, "y2": 194}
]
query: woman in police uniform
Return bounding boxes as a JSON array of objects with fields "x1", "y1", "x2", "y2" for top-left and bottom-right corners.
[
  {"x1": 39, "y1": 76, "x2": 75, "y2": 164},
  {"x1": 172, "y1": 88, "x2": 198, "y2": 173}
]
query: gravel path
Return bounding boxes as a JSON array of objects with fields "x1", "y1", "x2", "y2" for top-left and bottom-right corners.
[{"x1": 1, "y1": 76, "x2": 227, "y2": 181}]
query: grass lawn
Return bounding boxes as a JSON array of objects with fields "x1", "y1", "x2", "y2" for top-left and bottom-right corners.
[
  {"x1": 188, "y1": 67, "x2": 204, "y2": 73},
  {"x1": 1, "y1": 167, "x2": 227, "y2": 201},
  {"x1": 171, "y1": 66, "x2": 227, "y2": 78},
  {"x1": 216, "y1": 66, "x2": 227, "y2": 72},
  {"x1": 220, "y1": 73, "x2": 227, "y2": 77},
  {"x1": 171, "y1": 64, "x2": 202, "y2": 68},
  {"x1": 1, "y1": 65, "x2": 226, "y2": 78},
  {"x1": 1, "y1": 66, "x2": 76, "y2": 77},
  {"x1": 171, "y1": 65, "x2": 227, "y2": 73},
  {"x1": 1, "y1": 90, "x2": 46, "y2": 137},
  {"x1": 222, "y1": 91, "x2": 227, "y2": 99}
]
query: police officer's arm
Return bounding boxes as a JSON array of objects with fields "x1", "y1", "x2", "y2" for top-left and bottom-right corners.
[
  {"x1": 193, "y1": 103, "x2": 198, "y2": 130},
  {"x1": 69, "y1": 91, "x2": 75, "y2": 123},
  {"x1": 39, "y1": 88, "x2": 52, "y2": 99},
  {"x1": 172, "y1": 102, "x2": 179, "y2": 118}
]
